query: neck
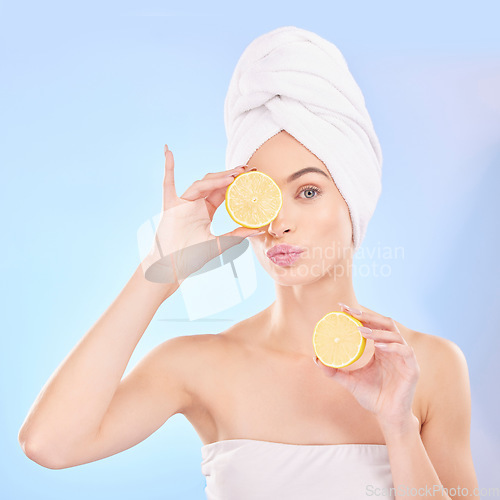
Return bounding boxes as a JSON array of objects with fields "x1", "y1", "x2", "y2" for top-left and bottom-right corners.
[{"x1": 265, "y1": 270, "x2": 362, "y2": 359}]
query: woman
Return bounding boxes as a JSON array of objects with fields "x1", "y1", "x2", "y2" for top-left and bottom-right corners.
[{"x1": 19, "y1": 26, "x2": 479, "y2": 499}]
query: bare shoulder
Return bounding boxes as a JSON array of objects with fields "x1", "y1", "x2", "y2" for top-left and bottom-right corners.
[
  {"x1": 162, "y1": 332, "x2": 229, "y2": 367},
  {"x1": 163, "y1": 330, "x2": 234, "y2": 389},
  {"x1": 394, "y1": 321, "x2": 470, "y2": 425},
  {"x1": 162, "y1": 319, "x2": 252, "y2": 377},
  {"x1": 396, "y1": 321, "x2": 467, "y2": 368}
]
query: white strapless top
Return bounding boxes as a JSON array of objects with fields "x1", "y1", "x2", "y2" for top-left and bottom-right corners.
[{"x1": 201, "y1": 439, "x2": 394, "y2": 500}]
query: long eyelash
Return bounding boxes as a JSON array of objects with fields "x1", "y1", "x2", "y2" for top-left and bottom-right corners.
[{"x1": 298, "y1": 185, "x2": 322, "y2": 199}]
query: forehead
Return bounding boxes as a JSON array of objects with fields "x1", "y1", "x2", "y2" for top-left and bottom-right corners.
[{"x1": 247, "y1": 130, "x2": 332, "y2": 182}]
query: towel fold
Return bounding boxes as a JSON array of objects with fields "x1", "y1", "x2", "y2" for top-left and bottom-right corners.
[{"x1": 224, "y1": 25, "x2": 383, "y2": 254}]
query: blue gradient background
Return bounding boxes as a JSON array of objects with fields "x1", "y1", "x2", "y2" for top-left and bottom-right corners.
[{"x1": 2, "y1": 1, "x2": 499, "y2": 498}]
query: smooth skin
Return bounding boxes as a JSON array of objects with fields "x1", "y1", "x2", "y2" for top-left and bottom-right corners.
[
  {"x1": 241, "y1": 131, "x2": 479, "y2": 498},
  {"x1": 19, "y1": 134, "x2": 480, "y2": 500},
  {"x1": 242, "y1": 131, "x2": 479, "y2": 499},
  {"x1": 17, "y1": 146, "x2": 261, "y2": 469}
]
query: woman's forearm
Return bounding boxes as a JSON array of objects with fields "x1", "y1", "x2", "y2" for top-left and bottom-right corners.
[
  {"x1": 18, "y1": 262, "x2": 178, "y2": 458},
  {"x1": 380, "y1": 416, "x2": 448, "y2": 499},
  {"x1": 380, "y1": 415, "x2": 478, "y2": 500}
]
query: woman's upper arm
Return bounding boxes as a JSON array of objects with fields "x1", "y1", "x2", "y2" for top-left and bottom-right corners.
[
  {"x1": 419, "y1": 336, "x2": 479, "y2": 496},
  {"x1": 55, "y1": 335, "x2": 198, "y2": 469}
]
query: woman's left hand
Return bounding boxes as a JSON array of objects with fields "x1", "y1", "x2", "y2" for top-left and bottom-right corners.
[{"x1": 314, "y1": 303, "x2": 421, "y2": 430}]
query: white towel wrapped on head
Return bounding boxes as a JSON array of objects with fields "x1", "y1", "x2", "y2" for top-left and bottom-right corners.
[{"x1": 224, "y1": 25, "x2": 383, "y2": 254}]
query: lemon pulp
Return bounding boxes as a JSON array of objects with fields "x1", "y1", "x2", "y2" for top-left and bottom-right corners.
[
  {"x1": 225, "y1": 171, "x2": 282, "y2": 229},
  {"x1": 312, "y1": 311, "x2": 366, "y2": 368}
]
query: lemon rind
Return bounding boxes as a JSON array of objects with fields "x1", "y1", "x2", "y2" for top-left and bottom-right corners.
[
  {"x1": 225, "y1": 171, "x2": 283, "y2": 229},
  {"x1": 312, "y1": 312, "x2": 366, "y2": 368}
]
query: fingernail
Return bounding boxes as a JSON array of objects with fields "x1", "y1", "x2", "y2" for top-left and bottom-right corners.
[
  {"x1": 374, "y1": 343, "x2": 388, "y2": 349},
  {"x1": 314, "y1": 356, "x2": 319, "y2": 366},
  {"x1": 339, "y1": 303, "x2": 362, "y2": 315},
  {"x1": 248, "y1": 231, "x2": 266, "y2": 238},
  {"x1": 358, "y1": 326, "x2": 372, "y2": 335}
]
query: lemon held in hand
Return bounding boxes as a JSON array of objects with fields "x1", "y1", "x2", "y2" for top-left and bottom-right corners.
[
  {"x1": 225, "y1": 171, "x2": 282, "y2": 229},
  {"x1": 313, "y1": 312, "x2": 366, "y2": 368}
]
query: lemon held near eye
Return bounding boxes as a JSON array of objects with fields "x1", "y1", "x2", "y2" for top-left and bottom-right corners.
[
  {"x1": 313, "y1": 312, "x2": 366, "y2": 368},
  {"x1": 225, "y1": 171, "x2": 283, "y2": 229}
]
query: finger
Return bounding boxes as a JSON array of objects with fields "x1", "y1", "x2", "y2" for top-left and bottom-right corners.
[
  {"x1": 204, "y1": 178, "x2": 236, "y2": 213},
  {"x1": 229, "y1": 227, "x2": 267, "y2": 239},
  {"x1": 217, "y1": 228, "x2": 266, "y2": 254},
  {"x1": 204, "y1": 166, "x2": 258, "y2": 211},
  {"x1": 162, "y1": 145, "x2": 177, "y2": 210},
  {"x1": 180, "y1": 174, "x2": 237, "y2": 202},
  {"x1": 201, "y1": 165, "x2": 254, "y2": 185},
  {"x1": 359, "y1": 327, "x2": 406, "y2": 345},
  {"x1": 313, "y1": 357, "x2": 358, "y2": 391},
  {"x1": 314, "y1": 356, "x2": 335, "y2": 375},
  {"x1": 314, "y1": 356, "x2": 348, "y2": 378},
  {"x1": 374, "y1": 342, "x2": 415, "y2": 360},
  {"x1": 339, "y1": 303, "x2": 400, "y2": 334},
  {"x1": 203, "y1": 165, "x2": 248, "y2": 179}
]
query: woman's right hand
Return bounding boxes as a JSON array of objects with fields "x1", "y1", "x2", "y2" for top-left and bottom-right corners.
[{"x1": 141, "y1": 144, "x2": 264, "y2": 285}]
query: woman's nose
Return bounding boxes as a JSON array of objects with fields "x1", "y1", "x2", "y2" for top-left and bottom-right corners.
[{"x1": 268, "y1": 203, "x2": 293, "y2": 236}]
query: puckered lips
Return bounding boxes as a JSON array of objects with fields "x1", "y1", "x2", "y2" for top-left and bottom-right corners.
[{"x1": 266, "y1": 244, "x2": 305, "y2": 259}]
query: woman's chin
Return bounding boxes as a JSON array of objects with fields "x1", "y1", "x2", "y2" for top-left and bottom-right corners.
[{"x1": 267, "y1": 264, "x2": 326, "y2": 285}]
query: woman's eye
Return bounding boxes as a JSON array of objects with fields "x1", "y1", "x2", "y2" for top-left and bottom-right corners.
[{"x1": 298, "y1": 185, "x2": 321, "y2": 199}]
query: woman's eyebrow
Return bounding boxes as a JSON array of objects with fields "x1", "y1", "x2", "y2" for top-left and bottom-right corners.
[{"x1": 286, "y1": 167, "x2": 330, "y2": 183}]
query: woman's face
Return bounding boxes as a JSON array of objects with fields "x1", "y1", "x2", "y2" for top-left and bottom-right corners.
[{"x1": 247, "y1": 130, "x2": 354, "y2": 285}]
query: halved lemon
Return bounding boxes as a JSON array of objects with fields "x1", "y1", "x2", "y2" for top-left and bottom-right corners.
[
  {"x1": 312, "y1": 311, "x2": 365, "y2": 368},
  {"x1": 225, "y1": 171, "x2": 282, "y2": 229}
]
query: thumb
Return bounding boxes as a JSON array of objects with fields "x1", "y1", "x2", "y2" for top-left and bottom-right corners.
[
  {"x1": 314, "y1": 357, "x2": 352, "y2": 387},
  {"x1": 226, "y1": 227, "x2": 266, "y2": 241},
  {"x1": 234, "y1": 227, "x2": 266, "y2": 238},
  {"x1": 216, "y1": 228, "x2": 266, "y2": 255}
]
